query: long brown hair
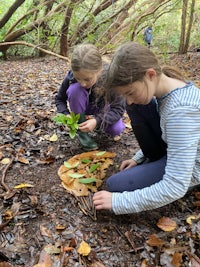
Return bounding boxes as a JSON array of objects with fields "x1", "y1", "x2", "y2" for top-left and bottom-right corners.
[{"x1": 106, "y1": 42, "x2": 185, "y2": 89}]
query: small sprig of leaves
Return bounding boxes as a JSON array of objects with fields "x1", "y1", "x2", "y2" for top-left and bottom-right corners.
[{"x1": 53, "y1": 112, "x2": 80, "y2": 139}]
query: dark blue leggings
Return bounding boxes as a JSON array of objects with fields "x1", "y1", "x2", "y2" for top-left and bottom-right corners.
[
  {"x1": 107, "y1": 156, "x2": 167, "y2": 192},
  {"x1": 126, "y1": 98, "x2": 167, "y2": 161}
]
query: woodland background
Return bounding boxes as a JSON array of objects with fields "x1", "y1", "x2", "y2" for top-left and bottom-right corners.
[
  {"x1": 0, "y1": 1, "x2": 200, "y2": 267},
  {"x1": 0, "y1": 0, "x2": 200, "y2": 60}
]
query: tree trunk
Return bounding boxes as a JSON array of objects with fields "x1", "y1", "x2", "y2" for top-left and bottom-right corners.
[
  {"x1": 0, "y1": 0, "x2": 25, "y2": 29},
  {"x1": 179, "y1": 0, "x2": 187, "y2": 54},
  {"x1": 183, "y1": 0, "x2": 195, "y2": 53},
  {"x1": 39, "y1": 1, "x2": 54, "y2": 56}
]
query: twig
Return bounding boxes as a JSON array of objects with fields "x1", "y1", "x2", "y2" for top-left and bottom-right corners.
[
  {"x1": 0, "y1": 157, "x2": 14, "y2": 196},
  {"x1": 187, "y1": 252, "x2": 200, "y2": 265},
  {"x1": 59, "y1": 251, "x2": 66, "y2": 267},
  {"x1": 78, "y1": 202, "x2": 88, "y2": 216},
  {"x1": 72, "y1": 192, "x2": 97, "y2": 221}
]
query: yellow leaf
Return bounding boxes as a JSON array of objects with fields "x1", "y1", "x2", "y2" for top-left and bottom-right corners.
[
  {"x1": 0, "y1": 158, "x2": 11, "y2": 164},
  {"x1": 49, "y1": 133, "x2": 58, "y2": 142},
  {"x1": 186, "y1": 215, "x2": 196, "y2": 225},
  {"x1": 14, "y1": 183, "x2": 34, "y2": 189},
  {"x1": 77, "y1": 240, "x2": 91, "y2": 256}
]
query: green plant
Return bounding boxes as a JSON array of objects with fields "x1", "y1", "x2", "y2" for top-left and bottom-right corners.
[{"x1": 53, "y1": 112, "x2": 80, "y2": 139}]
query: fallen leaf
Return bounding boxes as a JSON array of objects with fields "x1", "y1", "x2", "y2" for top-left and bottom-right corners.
[
  {"x1": 0, "y1": 158, "x2": 11, "y2": 164},
  {"x1": 171, "y1": 252, "x2": 182, "y2": 267},
  {"x1": 0, "y1": 263, "x2": 13, "y2": 267},
  {"x1": 44, "y1": 244, "x2": 60, "y2": 255},
  {"x1": 49, "y1": 133, "x2": 58, "y2": 142},
  {"x1": 141, "y1": 259, "x2": 147, "y2": 267},
  {"x1": 14, "y1": 183, "x2": 34, "y2": 189},
  {"x1": 62, "y1": 246, "x2": 74, "y2": 252},
  {"x1": 17, "y1": 157, "x2": 30, "y2": 164},
  {"x1": 4, "y1": 202, "x2": 20, "y2": 220},
  {"x1": 186, "y1": 215, "x2": 196, "y2": 225},
  {"x1": 193, "y1": 201, "x2": 200, "y2": 207},
  {"x1": 146, "y1": 234, "x2": 165, "y2": 247},
  {"x1": 157, "y1": 217, "x2": 177, "y2": 232},
  {"x1": 77, "y1": 240, "x2": 91, "y2": 256},
  {"x1": 40, "y1": 225, "x2": 52, "y2": 238},
  {"x1": 90, "y1": 262, "x2": 106, "y2": 267},
  {"x1": 36, "y1": 157, "x2": 55, "y2": 164},
  {"x1": 33, "y1": 249, "x2": 52, "y2": 267}
]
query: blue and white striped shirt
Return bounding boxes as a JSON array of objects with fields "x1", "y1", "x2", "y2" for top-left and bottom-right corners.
[{"x1": 112, "y1": 82, "x2": 200, "y2": 214}]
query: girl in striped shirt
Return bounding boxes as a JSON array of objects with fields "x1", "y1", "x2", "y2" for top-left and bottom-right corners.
[{"x1": 93, "y1": 42, "x2": 200, "y2": 214}]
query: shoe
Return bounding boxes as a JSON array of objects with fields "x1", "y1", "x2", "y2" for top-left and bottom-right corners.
[
  {"x1": 77, "y1": 112, "x2": 98, "y2": 151},
  {"x1": 77, "y1": 131, "x2": 98, "y2": 151}
]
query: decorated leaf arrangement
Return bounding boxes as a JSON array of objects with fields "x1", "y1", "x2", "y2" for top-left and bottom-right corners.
[
  {"x1": 53, "y1": 112, "x2": 80, "y2": 139},
  {"x1": 58, "y1": 150, "x2": 116, "y2": 196}
]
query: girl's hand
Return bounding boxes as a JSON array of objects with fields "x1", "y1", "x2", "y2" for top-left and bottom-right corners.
[
  {"x1": 79, "y1": 118, "x2": 97, "y2": 132},
  {"x1": 93, "y1": 190, "x2": 112, "y2": 210},
  {"x1": 120, "y1": 159, "x2": 137, "y2": 171}
]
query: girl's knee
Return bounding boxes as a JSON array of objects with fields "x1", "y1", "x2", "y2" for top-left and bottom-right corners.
[
  {"x1": 105, "y1": 120, "x2": 125, "y2": 136},
  {"x1": 67, "y1": 83, "x2": 83, "y2": 96},
  {"x1": 106, "y1": 176, "x2": 117, "y2": 192}
]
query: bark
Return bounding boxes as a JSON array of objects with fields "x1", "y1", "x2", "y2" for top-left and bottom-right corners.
[
  {"x1": 0, "y1": 41, "x2": 70, "y2": 61},
  {"x1": 179, "y1": 0, "x2": 187, "y2": 54},
  {"x1": 0, "y1": 0, "x2": 26, "y2": 29},
  {"x1": 60, "y1": 0, "x2": 81, "y2": 57},
  {"x1": 183, "y1": 0, "x2": 195, "y2": 53}
]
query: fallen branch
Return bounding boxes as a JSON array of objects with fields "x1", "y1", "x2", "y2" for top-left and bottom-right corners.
[{"x1": 0, "y1": 41, "x2": 70, "y2": 62}]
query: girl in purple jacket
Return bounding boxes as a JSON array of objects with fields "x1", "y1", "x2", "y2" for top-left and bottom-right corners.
[{"x1": 55, "y1": 44, "x2": 126, "y2": 151}]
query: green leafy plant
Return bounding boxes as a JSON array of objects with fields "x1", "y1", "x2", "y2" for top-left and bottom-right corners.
[{"x1": 53, "y1": 112, "x2": 80, "y2": 139}]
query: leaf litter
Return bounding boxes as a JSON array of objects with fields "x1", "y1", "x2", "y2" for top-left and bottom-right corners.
[{"x1": 0, "y1": 54, "x2": 200, "y2": 266}]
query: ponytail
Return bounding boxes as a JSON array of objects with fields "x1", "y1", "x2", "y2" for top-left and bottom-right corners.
[{"x1": 162, "y1": 66, "x2": 185, "y2": 81}]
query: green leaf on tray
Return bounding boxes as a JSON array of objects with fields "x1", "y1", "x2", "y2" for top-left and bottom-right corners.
[
  {"x1": 78, "y1": 178, "x2": 97, "y2": 184},
  {"x1": 81, "y1": 159, "x2": 91, "y2": 164},
  {"x1": 68, "y1": 173, "x2": 85, "y2": 178},
  {"x1": 64, "y1": 161, "x2": 79, "y2": 169},
  {"x1": 89, "y1": 163, "x2": 100, "y2": 173},
  {"x1": 96, "y1": 151, "x2": 106, "y2": 156}
]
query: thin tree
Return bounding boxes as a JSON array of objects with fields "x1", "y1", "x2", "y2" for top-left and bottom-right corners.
[{"x1": 179, "y1": 0, "x2": 195, "y2": 54}]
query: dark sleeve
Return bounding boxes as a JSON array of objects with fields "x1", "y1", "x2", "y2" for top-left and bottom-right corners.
[
  {"x1": 95, "y1": 95, "x2": 126, "y2": 128},
  {"x1": 55, "y1": 71, "x2": 74, "y2": 115}
]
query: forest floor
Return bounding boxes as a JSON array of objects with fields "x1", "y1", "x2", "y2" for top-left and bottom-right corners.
[{"x1": 0, "y1": 52, "x2": 200, "y2": 267}]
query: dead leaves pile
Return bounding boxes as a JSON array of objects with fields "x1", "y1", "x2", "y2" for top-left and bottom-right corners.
[{"x1": 58, "y1": 150, "x2": 116, "y2": 197}]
